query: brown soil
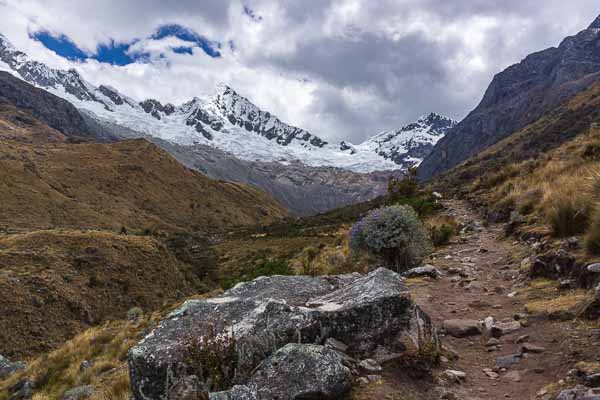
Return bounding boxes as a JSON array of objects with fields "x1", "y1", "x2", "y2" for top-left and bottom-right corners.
[{"x1": 354, "y1": 200, "x2": 598, "y2": 400}]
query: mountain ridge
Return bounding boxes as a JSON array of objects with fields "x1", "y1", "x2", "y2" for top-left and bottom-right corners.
[
  {"x1": 0, "y1": 33, "x2": 454, "y2": 174},
  {"x1": 419, "y1": 13, "x2": 600, "y2": 180}
]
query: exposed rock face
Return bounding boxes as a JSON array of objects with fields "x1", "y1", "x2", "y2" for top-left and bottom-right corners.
[
  {"x1": 0, "y1": 355, "x2": 25, "y2": 379},
  {"x1": 419, "y1": 15, "x2": 600, "y2": 180},
  {"x1": 246, "y1": 343, "x2": 352, "y2": 400},
  {"x1": 362, "y1": 113, "x2": 456, "y2": 169},
  {"x1": 128, "y1": 268, "x2": 436, "y2": 400},
  {"x1": 148, "y1": 138, "x2": 396, "y2": 216},
  {"x1": 0, "y1": 72, "x2": 116, "y2": 141}
]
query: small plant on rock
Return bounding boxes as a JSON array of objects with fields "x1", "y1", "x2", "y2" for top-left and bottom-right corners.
[
  {"x1": 301, "y1": 246, "x2": 320, "y2": 276},
  {"x1": 350, "y1": 205, "x2": 432, "y2": 272},
  {"x1": 184, "y1": 325, "x2": 238, "y2": 392}
]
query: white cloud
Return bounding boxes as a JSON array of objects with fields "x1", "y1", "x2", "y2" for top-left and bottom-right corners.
[{"x1": 0, "y1": 0, "x2": 599, "y2": 143}]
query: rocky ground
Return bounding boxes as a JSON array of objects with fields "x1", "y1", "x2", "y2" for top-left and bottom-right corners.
[
  {"x1": 354, "y1": 200, "x2": 600, "y2": 400},
  {"x1": 3, "y1": 200, "x2": 600, "y2": 400}
]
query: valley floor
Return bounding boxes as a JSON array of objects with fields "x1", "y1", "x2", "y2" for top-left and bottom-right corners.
[{"x1": 355, "y1": 200, "x2": 598, "y2": 400}]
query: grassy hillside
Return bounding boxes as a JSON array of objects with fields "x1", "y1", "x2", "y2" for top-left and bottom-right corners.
[
  {"x1": 0, "y1": 230, "x2": 198, "y2": 359},
  {"x1": 433, "y1": 78, "x2": 600, "y2": 197},
  {"x1": 0, "y1": 138, "x2": 286, "y2": 234},
  {"x1": 0, "y1": 104, "x2": 287, "y2": 359},
  {"x1": 431, "y1": 79, "x2": 600, "y2": 263}
]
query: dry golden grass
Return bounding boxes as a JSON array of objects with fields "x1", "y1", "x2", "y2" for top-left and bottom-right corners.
[
  {"x1": 0, "y1": 116, "x2": 286, "y2": 234},
  {"x1": 575, "y1": 361, "x2": 600, "y2": 375},
  {"x1": 525, "y1": 291, "x2": 589, "y2": 315},
  {"x1": 0, "y1": 293, "x2": 205, "y2": 400},
  {"x1": 475, "y1": 127, "x2": 600, "y2": 242},
  {"x1": 425, "y1": 214, "x2": 458, "y2": 246}
]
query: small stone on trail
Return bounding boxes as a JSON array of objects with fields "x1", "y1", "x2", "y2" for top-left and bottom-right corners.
[
  {"x1": 520, "y1": 343, "x2": 545, "y2": 354},
  {"x1": 503, "y1": 370, "x2": 522, "y2": 382},
  {"x1": 486, "y1": 338, "x2": 500, "y2": 347},
  {"x1": 358, "y1": 358, "x2": 382, "y2": 372},
  {"x1": 468, "y1": 299, "x2": 491, "y2": 309},
  {"x1": 402, "y1": 264, "x2": 441, "y2": 279},
  {"x1": 325, "y1": 338, "x2": 348, "y2": 354},
  {"x1": 507, "y1": 291, "x2": 518, "y2": 298},
  {"x1": 443, "y1": 369, "x2": 466, "y2": 383},
  {"x1": 443, "y1": 319, "x2": 482, "y2": 338},
  {"x1": 482, "y1": 368, "x2": 499, "y2": 379},
  {"x1": 515, "y1": 335, "x2": 529, "y2": 344},
  {"x1": 490, "y1": 320, "x2": 521, "y2": 338},
  {"x1": 495, "y1": 354, "x2": 521, "y2": 369}
]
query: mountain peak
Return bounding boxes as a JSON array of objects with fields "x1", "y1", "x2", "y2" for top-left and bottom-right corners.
[
  {"x1": 213, "y1": 81, "x2": 235, "y2": 96},
  {"x1": 589, "y1": 14, "x2": 600, "y2": 30}
]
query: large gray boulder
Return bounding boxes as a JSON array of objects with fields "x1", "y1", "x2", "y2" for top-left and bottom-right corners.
[{"x1": 128, "y1": 268, "x2": 435, "y2": 400}]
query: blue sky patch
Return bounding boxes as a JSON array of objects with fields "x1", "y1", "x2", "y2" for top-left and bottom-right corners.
[
  {"x1": 151, "y1": 24, "x2": 221, "y2": 57},
  {"x1": 31, "y1": 24, "x2": 220, "y2": 66},
  {"x1": 172, "y1": 46, "x2": 194, "y2": 55},
  {"x1": 31, "y1": 31, "x2": 88, "y2": 61}
]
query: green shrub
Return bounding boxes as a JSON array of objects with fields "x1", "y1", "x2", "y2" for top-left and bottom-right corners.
[
  {"x1": 350, "y1": 205, "x2": 432, "y2": 272},
  {"x1": 430, "y1": 224, "x2": 455, "y2": 246},
  {"x1": 220, "y1": 258, "x2": 293, "y2": 290},
  {"x1": 126, "y1": 307, "x2": 143, "y2": 322},
  {"x1": 388, "y1": 167, "x2": 418, "y2": 200},
  {"x1": 251, "y1": 258, "x2": 293, "y2": 279}
]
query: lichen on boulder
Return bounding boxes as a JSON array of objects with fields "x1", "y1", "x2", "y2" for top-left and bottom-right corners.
[{"x1": 128, "y1": 268, "x2": 436, "y2": 400}]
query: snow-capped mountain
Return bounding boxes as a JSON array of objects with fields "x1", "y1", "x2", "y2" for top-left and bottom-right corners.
[
  {"x1": 351, "y1": 113, "x2": 455, "y2": 169},
  {"x1": 0, "y1": 33, "x2": 454, "y2": 173}
]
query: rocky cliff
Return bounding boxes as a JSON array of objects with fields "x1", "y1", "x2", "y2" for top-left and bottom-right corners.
[{"x1": 419, "y1": 14, "x2": 600, "y2": 180}]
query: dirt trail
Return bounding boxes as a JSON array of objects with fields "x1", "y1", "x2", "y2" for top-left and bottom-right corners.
[
  {"x1": 357, "y1": 199, "x2": 594, "y2": 400},
  {"x1": 412, "y1": 199, "x2": 591, "y2": 400}
]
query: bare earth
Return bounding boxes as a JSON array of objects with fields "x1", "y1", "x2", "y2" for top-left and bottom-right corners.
[{"x1": 354, "y1": 200, "x2": 598, "y2": 400}]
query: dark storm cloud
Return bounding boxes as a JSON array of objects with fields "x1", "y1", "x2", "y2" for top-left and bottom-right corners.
[{"x1": 246, "y1": 0, "x2": 600, "y2": 142}]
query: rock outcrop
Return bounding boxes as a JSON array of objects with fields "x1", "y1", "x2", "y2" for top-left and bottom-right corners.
[
  {"x1": 128, "y1": 268, "x2": 436, "y2": 400},
  {"x1": 0, "y1": 355, "x2": 25, "y2": 379},
  {"x1": 419, "y1": 14, "x2": 600, "y2": 180}
]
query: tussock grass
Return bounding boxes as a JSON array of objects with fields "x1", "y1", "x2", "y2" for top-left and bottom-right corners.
[
  {"x1": 477, "y1": 128, "x2": 600, "y2": 243},
  {"x1": 0, "y1": 313, "x2": 164, "y2": 400},
  {"x1": 425, "y1": 215, "x2": 458, "y2": 246}
]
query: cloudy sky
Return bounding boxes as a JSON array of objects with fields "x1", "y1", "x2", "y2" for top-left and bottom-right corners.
[{"x1": 1, "y1": 1, "x2": 599, "y2": 143}]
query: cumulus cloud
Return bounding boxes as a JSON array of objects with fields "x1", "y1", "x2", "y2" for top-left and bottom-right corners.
[{"x1": 0, "y1": 0, "x2": 599, "y2": 143}]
